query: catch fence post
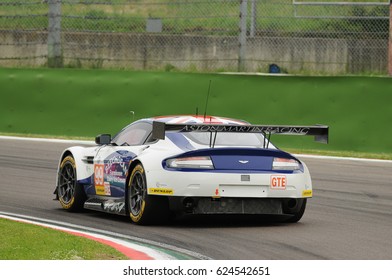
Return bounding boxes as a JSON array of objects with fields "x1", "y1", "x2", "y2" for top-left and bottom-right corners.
[
  {"x1": 389, "y1": 0, "x2": 392, "y2": 75},
  {"x1": 238, "y1": 0, "x2": 248, "y2": 72},
  {"x1": 48, "y1": 0, "x2": 63, "y2": 67},
  {"x1": 250, "y1": 0, "x2": 257, "y2": 38}
]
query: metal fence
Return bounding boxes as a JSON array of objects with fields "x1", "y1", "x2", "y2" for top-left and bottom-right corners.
[{"x1": 0, "y1": 0, "x2": 390, "y2": 74}]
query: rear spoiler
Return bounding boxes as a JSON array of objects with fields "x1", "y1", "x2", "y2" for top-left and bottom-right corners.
[{"x1": 152, "y1": 121, "x2": 329, "y2": 144}]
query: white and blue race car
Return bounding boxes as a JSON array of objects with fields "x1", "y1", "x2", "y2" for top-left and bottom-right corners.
[{"x1": 54, "y1": 115, "x2": 328, "y2": 225}]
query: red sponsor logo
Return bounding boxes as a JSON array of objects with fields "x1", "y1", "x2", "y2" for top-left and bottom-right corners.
[
  {"x1": 94, "y1": 164, "x2": 104, "y2": 187},
  {"x1": 270, "y1": 175, "x2": 287, "y2": 189}
]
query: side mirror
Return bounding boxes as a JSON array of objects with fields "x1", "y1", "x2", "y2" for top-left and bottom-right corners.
[{"x1": 95, "y1": 134, "x2": 111, "y2": 145}]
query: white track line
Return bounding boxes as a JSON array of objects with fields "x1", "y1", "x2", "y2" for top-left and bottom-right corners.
[
  {"x1": 0, "y1": 135, "x2": 94, "y2": 145},
  {"x1": 294, "y1": 154, "x2": 392, "y2": 164}
]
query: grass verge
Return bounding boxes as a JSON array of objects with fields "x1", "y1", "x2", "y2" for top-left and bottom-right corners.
[
  {"x1": 2, "y1": 67, "x2": 392, "y2": 156},
  {"x1": 0, "y1": 218, "x2": 128, "y2": 260}
]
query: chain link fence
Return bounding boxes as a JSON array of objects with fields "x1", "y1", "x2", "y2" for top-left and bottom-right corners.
[{"x1": 0, "y1": 0, "x2": 390, "y2": 74}]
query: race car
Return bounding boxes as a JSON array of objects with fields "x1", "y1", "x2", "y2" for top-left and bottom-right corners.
[{"x1": 54, "y1": 115, "x2": 328, "y2": 225}]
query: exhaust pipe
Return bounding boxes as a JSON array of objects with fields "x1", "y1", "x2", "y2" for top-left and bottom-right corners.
[
  {"x1": 282, "y1": 198, "x2": 300, "y2": 214},
  {"x1": 287, "y1": 199, "x2": 298, "y2": 210},
  {"x1": 183, "y1": 197, "x2": 196, "y2": 213}
]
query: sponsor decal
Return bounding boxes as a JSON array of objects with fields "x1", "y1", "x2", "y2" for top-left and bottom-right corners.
[
  {"x1": 182, "y1": 125, "x2": 310, "y2": 135},
  {"x1": 104, "y1": 155, "x2": 127, "y2": 185},
  {"x1": 94, "y1": 164, "x2": 111, "y2": 195},
  {"x1": 302, "y1": 190, "x2": 313, "y2": 197},
  {"x1": 212, "y1": 187, "x2": 221, "y2": 198},
  {"x1": 270, "y1": 175, "x2": 287, "y2": 190},
  {"x1": 94, "y1": 164, "x2": 107, "y2": 195},
  {"x1": 148, "y1": 188, "x2": 174, "y2": 195},
  {"x1": 95, "y1": 183, "x2": 111, "y2": 196},
  {"x1": 104, "y1": 182, "x2": 111, "y2": 195},
  {"x1": 95, "y1": 185, "x2": 106, "y2": 196},
  {"x1": 103, "y1": 151, "x2": 134, "y2": 189},
  {"x1": 94, "y1": 151, "x2": 135, "y2": 196},
  {"x1": 94, "y1": 164, "x2": 104, "y2": 186},
  {"x1": 103, "y1": 201, "x2": 125, "y2": 213}
]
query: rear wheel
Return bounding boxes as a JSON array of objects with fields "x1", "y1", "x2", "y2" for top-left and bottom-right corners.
[
  {"x1": 128, "y1": 164, "x2": 169, "y2": 225},
  {"x1": 57, "y1": 155, "x2": 86, "y2": 212},
  {"x1": 283, "y1": 198, "x2": 307, "y2": 223}
]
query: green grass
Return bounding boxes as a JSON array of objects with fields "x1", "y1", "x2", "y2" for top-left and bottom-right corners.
[
  {"x1": 0, "y1": 59, "x2": 391, "y2": 259},
  {"x1": 1, "y1": 68, "x2": 392, "y2": 156},
  {"x1": 0, "y1": 218, "x2": 128, "y2": 260}
]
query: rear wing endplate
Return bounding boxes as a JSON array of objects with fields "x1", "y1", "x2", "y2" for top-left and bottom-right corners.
[{"x1": 152, "y1": 121, "x2": 329, "y2": 144}]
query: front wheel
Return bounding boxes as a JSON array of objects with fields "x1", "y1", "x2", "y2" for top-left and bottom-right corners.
[
  {"x1": 57, "y1": 155, "x2": 86, "y2": 212},
  {"x1": 128, "y1": 164, "x2": 169, "y2": 225}
]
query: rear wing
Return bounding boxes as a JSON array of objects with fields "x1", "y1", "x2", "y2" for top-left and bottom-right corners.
[{"x1": 152, "y1": 121, "x2": 329, "y2": 144}]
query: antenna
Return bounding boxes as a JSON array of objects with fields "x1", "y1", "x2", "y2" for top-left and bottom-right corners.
[
  {"x1": 195, "y1": 107, "x2": 198, "y2": 117},
  {"x1": 203, "y1": 80, "x2": 212, "y2": 120},
  {"x1": 129, "y1": 111, "x2": 135, "y2": 122}
]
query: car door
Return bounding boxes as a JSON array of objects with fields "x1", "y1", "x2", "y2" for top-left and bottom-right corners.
[{"x1": 92, "y1": 121, "x2": 153, "y2": 198}]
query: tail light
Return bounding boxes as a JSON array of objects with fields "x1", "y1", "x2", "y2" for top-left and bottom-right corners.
[
  {"x1": 272, "y1": 157, "x2": 300, "y2": 171},
  {"x1": 166, "y1": 156, "x2": 214, "y2": 169}
]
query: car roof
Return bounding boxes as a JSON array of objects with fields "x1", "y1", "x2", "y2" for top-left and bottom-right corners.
[{"x1": 145, "y1": 115, "x2": 249, "y2": 125}]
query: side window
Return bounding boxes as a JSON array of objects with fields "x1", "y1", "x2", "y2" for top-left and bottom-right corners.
[{"x1": 113, "y1": 122, "x2": 152, "y2": 146}]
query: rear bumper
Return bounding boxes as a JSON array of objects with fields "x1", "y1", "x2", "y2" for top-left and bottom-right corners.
[
  {"x1": 168, "y1": 196, "x2": 306, "y2": 215},
  {"x1": 146, "y1": 169, "x2": 312, "y2": 199}
]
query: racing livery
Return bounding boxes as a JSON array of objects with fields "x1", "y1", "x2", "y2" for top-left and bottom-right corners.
[{"x1": 54, "y1": 115, "x2": 328, "y2": 225}]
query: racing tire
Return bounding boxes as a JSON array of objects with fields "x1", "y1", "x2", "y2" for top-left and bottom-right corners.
[
  {"x1": 57, "y1": 155, "x2": 86, "y2": 212},
  {"x1": 127, "y1": 164, "x2": 169, "y2": 225},
  {"x1": 283, "y1": 198, "x2": 307, "y2": 223}
]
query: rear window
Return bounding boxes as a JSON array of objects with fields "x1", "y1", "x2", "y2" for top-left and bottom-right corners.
[{"x1": 182, "y1": 132, "x2": 274, "y2": 148}]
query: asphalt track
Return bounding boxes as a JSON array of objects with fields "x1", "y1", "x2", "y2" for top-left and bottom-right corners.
[{"x1": 0, "y1": 138, "x2": 391, "y2": 260}]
